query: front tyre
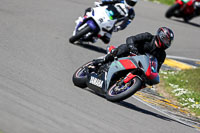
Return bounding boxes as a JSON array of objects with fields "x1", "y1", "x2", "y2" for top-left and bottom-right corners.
[
  {"x1": 165, "y1": 3, "x2": 181, "y2": 18},
  {"x1": 106, "y1": 77, "x2": 142, "y2": 102},
  {"x1": 72, "y1": 61, "x2": 93, "y2": 88},
  {"x1": 69, "y1": 25, "x2": 92, "y2": 44}
]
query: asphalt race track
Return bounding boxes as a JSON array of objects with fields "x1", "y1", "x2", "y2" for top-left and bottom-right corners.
[{"x1": 0, "y1": 0, "x2": 200, "y2": 133}]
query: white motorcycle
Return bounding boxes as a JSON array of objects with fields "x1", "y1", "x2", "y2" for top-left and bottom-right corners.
[{"x1": 69, "y1": 3, "x2": 128, "y2": 44}]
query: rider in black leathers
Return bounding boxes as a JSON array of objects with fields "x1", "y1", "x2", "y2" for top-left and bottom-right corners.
[{"x1": 93, "y1": 27, "x2": 174, "y2": 72}]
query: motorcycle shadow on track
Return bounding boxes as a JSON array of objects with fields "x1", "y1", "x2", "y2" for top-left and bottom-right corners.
[
  {"x1": 78, "y1": 86, "x2": 193, "y2": 128},
  {"x1": 75, "y1": 85, "x2": 173, "y2": 121},
  {"x1": 117, "y1": 100, "x2": 194, "y2": 128},
  {"x1": 171, "y1": 18, "x2": 200, "y2": 27},
  {"x1": 72, "y1": 42, "x2": 107, "y2": 54},
  {"x1": 117, "y1": 101, "x2": 172, "y2": 121}
]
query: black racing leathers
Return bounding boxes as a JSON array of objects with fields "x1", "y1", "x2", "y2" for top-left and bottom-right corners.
[{"x1": 107, "y1": 32, "x2": 166, "y2": 72}]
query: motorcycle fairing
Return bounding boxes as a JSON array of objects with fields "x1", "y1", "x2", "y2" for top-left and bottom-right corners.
[
  {"x1": 133, "y1": 55, "x2": 159, "y2": 85},
  {"x1": 119, "y1": 59, "x2": 137, "y2": 70},
  {"x1": 145, "y1": 57, "x2": 160, "y2": 85},
  {"x1": 87, "y1": 72, "x2": 107, "y2": 94},
  {"x1": 87, "y1": 19, "x2": 99, "y2": 31},
  {"x1": 75, "y1": 17, "x2": 99, "y2": 34},
  {"x1": 73, "y1": 5, "x2": 117, "y2": 40},
  {"x1": 146, "y1": 63, "x2": 158, "y2": 80},
  {"x1": 72, "y1": 3, "x2": 128, "y2": 43},
  {"x1": 88, "y1": 6, "x2": 117, "y2": 33},
  {"x1": 145, "y1": 64, "x2": 159, "y2": 85},
  {"x1": 106, "y1": 55, "x2": 149, "y2": 89}
]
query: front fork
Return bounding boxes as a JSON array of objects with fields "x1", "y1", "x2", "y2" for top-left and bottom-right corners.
[
  {"x1": 117, "y1": 72, "x2": 136, "y2": 87},
  {"x1": 119, "y1": 69, "x2": 146, "y2": 87},
  {"x1": 123, "y1": 73, "x2": 137, "y2": 84}
]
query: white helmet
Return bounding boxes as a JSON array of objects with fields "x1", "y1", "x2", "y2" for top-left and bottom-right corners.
[{"x1": 124, "y1": 0, "x2": 138, "y2": 8}]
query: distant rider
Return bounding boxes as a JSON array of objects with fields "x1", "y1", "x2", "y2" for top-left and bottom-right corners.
[
  {"x1": 193, "y1": 0, "x2": 200, "y2": 17},
  {"x1": 183, "y1": 0, "x2": 200, "y2": 21},
  {"x1": 93, "y1": 27, "x2": 174, "y2": 72},
  {"x1": 84, "y1": 0, "x2": 138, "y2": 44}
]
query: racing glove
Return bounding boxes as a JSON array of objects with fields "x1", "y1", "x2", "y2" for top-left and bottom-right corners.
[{"x1": 128, "y1": 44, "x2": 138, "y2": 55}]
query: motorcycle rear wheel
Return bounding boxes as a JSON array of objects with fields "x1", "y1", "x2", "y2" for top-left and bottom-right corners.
[
  {"x1": 106, "y1": 77, "x2": 142, "y2": 102},
  {"x1": 72, "y1": 61, "x2": 93, "y2": 88},
  {"x1": 69, "y1": 25, "x2": 92, "y2": 44},
  {"x1": 165, "y1": 3, "x2": 181, "y2": 18}
]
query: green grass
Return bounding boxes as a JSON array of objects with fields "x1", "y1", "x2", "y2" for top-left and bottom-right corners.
[
  {"x1": 160, "y1": 68, "x2": 200, "y2": 116},
  {"x1": 149, "y1": 0, "x2": 175, "y2": 5}
]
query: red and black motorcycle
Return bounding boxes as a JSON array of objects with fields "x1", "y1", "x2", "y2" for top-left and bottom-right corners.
[
  {"x1": 72, "y1": 49, "x2": 160, "y2": 102},
  {"x1": 165, "y1": 0, "x2": 198, "y2": 22}
]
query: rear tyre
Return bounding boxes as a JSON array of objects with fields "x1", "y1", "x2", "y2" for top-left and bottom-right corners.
[
  {"x1": 106, "y1": 77, "x2": 142, "y2": 102},
  {"x1": 165, "y1": 3, "x2": 181, "y2": 18},
  {"x1": 72, "y1": 61, "x2": 93, "y2": 88},
  {"x1": 69, "y1": 25, "x2": 92, "y2": 44}
]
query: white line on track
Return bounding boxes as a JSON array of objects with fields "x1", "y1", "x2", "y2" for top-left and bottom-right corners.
[
  {"x1": 167, "y1": 55, "x2": 200, "y2": 62},
  {"x1": 132, "y1": 95, "x2": 200, "y2": 131}
]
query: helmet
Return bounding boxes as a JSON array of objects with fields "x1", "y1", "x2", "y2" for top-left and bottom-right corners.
[
  {"x1": 156, "y1": 27, "x2": 174, "y2": 49},
  {"x1": 124, "y1": 0, "x2": 138, "y2": 8}
]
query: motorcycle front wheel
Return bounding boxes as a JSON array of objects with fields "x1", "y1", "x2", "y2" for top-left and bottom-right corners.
[
  {"x1": 165, "y1": 3, "x2": 181, "y2": 18},
  {"x1": 69, "y1": 25, "x2": 92, "y2": 44},
  {"x1": 106, "y1": 77, "x2": 142, "y2": 102},
  {"x1": 72, "y1": 61, "x2": 93, "y2": 88}
]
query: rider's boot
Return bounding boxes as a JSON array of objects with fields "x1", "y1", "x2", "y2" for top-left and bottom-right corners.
[
  {"x1": 92, "y1": 48, "x2": 118, "y2": 67},
  {"x1": 100, "y1": 33, "x2": 111, "y2": 44},
  {"x1": 92, "y1": 59, "x2": 105, "y2": 67},
  {"x1": 90, "y1": 37, "x2": 98, "y2": 43},
  {"x1": 84, "y1": 7, "x2": 92, "y2": 16}
]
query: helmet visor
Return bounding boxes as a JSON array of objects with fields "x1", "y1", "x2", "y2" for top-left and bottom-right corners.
[
  {"x1": 158, "y1": 30, "x2": 171, "y2": 48},
  {"x1": 126, "y1": 0, "x2": 136, "y2": 7}
]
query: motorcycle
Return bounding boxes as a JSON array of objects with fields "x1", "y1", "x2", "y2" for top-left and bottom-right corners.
[
  {"x1": 165, "y1": 0, "x2": 197, "y2": 22},
  {"x1": 72, "y1": 49, "x2": 160, "y2": 102},
  {"x1": 69, "y1": 3, "x2": 127, "y2": 44}
]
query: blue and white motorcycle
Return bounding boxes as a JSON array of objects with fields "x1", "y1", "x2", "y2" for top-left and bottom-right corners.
[{"x1": 69, "y1": 3, "x2": 128, "y2": 44}]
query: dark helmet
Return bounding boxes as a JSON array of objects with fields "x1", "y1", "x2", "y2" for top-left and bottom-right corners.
[
  {"x1": 156, "y1": 27, "x2": 174, "y2": 49},
  {"x1": 124, "y1": 0, "x2": 138, "y2": 8}
]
